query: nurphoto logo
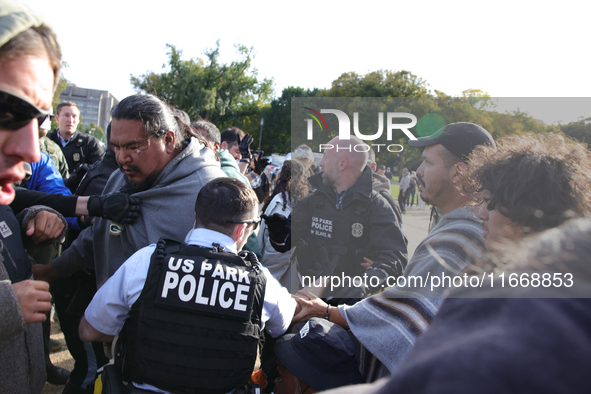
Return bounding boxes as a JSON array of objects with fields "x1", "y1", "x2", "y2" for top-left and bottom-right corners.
[{"x1": 303, "y1": 106, "x2": 418, "y2": 153}]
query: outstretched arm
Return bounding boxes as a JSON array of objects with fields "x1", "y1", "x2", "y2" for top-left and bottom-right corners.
[{"x1": 292, "y1": 290, "x2": 349, "y2": 329}]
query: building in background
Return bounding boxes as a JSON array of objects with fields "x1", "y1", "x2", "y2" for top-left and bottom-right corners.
[{"x1": 59, "y1": 85, "x2": 118, "y2": 130}]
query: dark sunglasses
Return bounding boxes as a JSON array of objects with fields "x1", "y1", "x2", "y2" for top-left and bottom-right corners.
[
  {"x1": 0, "y1": 88, "x2": 52, "y2": 130},
  {"x1": 226, "y1": 218, "x2": 261, "y2": 231}
]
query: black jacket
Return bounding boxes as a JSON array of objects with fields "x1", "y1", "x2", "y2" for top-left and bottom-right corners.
[
  {"x1": 47, "y1": 130, "x2": 105, "y2": 172},
  {"x1": 292, "y1": 167, "x2": 408, "y2": 300}
]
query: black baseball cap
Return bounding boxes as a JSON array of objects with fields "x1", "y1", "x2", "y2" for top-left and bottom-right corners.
[
  {"x1": 274, "y1": 318, "x2": 364, "y2": 391},
  {"x1": 378, "y1": 165, "x2": 386, "y2": 170},
  {"x1": 409, "y1": 122, "x2": 495, "y2": 160}
]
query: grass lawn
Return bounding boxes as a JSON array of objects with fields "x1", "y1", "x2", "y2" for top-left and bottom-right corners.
[{"x1": 391, "y1": 183, "x2": 400, "y2": 199}]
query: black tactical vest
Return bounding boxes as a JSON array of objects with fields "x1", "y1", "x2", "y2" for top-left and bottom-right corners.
[
  {"x1": 308, "y1": 191, "x2": 373, "y2": 275},
  {"x1": 301, "y1": 191, "x2": 375, "y2": 301},
  {"x1": 122, "y1": 239, "x2": 266, "y2": 394}
]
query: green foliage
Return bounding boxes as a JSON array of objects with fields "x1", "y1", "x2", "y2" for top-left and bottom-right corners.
[
  {"x1": 559, "y1": 118, "x2": 591, "y2": 146},
  {"x1": 259, "y1": 87, "x2": 322, "y2": 154},
  {"x1": 130, "y1": 41, "x2": 274, "y2": 131},
  {"x1": 51, "y1": 62, "x2": 70, "y2": 131},
  {"x1": 324, "y1": 70, "x2": 431, "y2": 98},
  {"x1": 77, "y1": 122, "x2": 104, "y2": 141}
]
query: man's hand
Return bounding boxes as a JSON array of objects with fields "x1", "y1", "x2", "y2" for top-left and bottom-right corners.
[
  {"x1": 253, "y1": 157, "x2": 270, "y2": 176},
  {"x1": 237, "y1": 133, "x2": 253, "y2": 160},
  {"x1": 292, "y1": 291, "x2": 328, "y2": 323},
  {"x1": 11, "y1": 280, "x2": 51, "y2": 324},
  {"x1": 26, "y1": 211, "x2": 65, "y2": 244},
  {"x1": 87, "y1": 193, "x2": 141, "y2": 224},
  {"x1": 361, "y1": 257, "x2": 374, "y2": 269},
  {"x1": 31, "y1": 263, "x2": 60, "y2": 285}
]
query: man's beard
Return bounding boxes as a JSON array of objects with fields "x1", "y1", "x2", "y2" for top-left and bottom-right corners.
[
  {"x1": 418, "y1": 175, "x2": 454, "y2": 208},
  {"x1": 321, "y1": 162, "x2": 339, "y2": 188},
  {"x1": 119, "y1": 166, "x2": 160, "y2": 194}
]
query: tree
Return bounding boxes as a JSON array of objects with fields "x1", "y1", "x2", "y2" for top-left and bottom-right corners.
[
  {"x1": 75, "y1": 122, "x2": 105, "y2": 141},
  {"x1": 130, "y1": 41, "x2": 273, "y2": 130},
  {"x1": 259, "y1": 86, "x2": 321, "y2": 154},
  {"x1": 50, "y1": 61, "x2": 70, "y2": 131},
  {"x1": 560, "y1": 118, "x2": 591, "y2": 146},
  {"x1": 324, "y1": 70, "x2": 431, "y2": 98}
]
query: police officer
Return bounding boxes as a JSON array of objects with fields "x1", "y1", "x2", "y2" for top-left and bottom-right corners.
[
  {"x1": 47, "y1": 101, "x2": 105, "y2": 173},
  {"x1": 39, "y1": 112, "x2": 69, "y2": 178},
  {"x1": 292, "y1": 136, "x2": 407, "y2": 303},
  {"x1": 79, "y1": 177, "x2": 298, "y2": 394}
]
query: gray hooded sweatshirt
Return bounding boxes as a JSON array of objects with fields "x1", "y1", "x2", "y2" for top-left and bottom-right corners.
[{"x1": 53, "y1": 138, "x2": 225, "y2": 288}]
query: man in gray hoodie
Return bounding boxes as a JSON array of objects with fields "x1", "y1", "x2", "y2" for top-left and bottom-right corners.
[{"x1": 33, "y1": 94, "x2": 225, "y2": 289}]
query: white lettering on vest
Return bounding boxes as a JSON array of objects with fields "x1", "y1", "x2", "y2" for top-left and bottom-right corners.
[
  {"x1": 212, "y1": 263, "x2": 225, "y2": 279},
  {"x1": 168, "y1": 257, "x2": 181, "y2": 271},
  {"x1": 178, "y1": 275, "x2": 197, "y2": 302},
  {"x1": 162, "y1": 257, "x2": 253, "y2": 313},
  {"x1": 195, "y1": 277, "x2": 209, "y2": 305},
  {"x1": 238, "y1": 269, "x2": 250, "y2": 284},
  {"x1": 161, "y1": 271, "x2": 179, "y2": 298},
  {"x1": 182, "y1": 259, "x2": 195, "y2": 273},
  {"x1": 226, "y1": 266, "x2": 238, "y2": 282},
  {"x1": 209, "y1": 279, "x2": 220, "y2": 306},
  {"x1": 219, "y1": 282, "x2": 235, "y2": 309},
  {"x1": 200, "y1": 260, "x2": 212, "y2": 275},
  {"x1": 234, "y1": 284, "x2": 250, "y2": 311}
]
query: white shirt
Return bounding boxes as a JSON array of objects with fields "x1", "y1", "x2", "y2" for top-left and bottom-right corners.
[
  {"x1": 85, "y1": 228, "x2": 297, "y2": 392},
  {"x1": 58, "y1": 131, "x2": 73, "y2": 147},
  {"x1": 399, "y1": 173, "x2": 411, "y2": 193}
]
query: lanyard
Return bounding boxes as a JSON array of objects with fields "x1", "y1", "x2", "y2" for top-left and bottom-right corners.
[{"x1": 335, "y1": 189, "x2": 348, "y2": 210}]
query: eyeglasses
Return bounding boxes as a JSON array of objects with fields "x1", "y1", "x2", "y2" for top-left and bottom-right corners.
[
  {"x1": 227, "y1": 218, "x2": 261, "y2": 231},
  {"x1": 112, "y1": 136, "x2": 153, "y2": 154},
  {"x1": 0, "y1": 88, "x2": 52, "y2": 130}
]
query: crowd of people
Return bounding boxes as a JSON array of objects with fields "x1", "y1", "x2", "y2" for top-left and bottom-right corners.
[{"x1": 2, "y1": 1, "x2": 591, "y2": 394}]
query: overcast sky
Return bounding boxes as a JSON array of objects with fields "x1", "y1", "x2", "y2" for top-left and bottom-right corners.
[{"x1": 22, "y1": 0, "x2": 591, "y2": 124}]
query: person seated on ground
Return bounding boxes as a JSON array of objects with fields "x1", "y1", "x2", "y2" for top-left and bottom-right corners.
[
  {"x1": 79, "y1": 177, "x2": 300, "y2": 394},
  {"x1": 462, "y1": 132, "x2": 591, "y2": 250},
  {"x1": 272, "y1": 318, "x2": 364, "y2": 394},
  {"x1": 305, "y1": 131, "x2": 591, "y2": 392},
  {"x1": 323, "y1": 218, "x2": 591, "y2": 394}
]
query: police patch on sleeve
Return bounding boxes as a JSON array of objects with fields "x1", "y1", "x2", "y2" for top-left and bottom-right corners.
[
  {"x1": 155, "y1": 253, "x2": 255, "y2": 320},
  {"x1": 351, "y1": 223, "x2": 364, "y2": 237}
]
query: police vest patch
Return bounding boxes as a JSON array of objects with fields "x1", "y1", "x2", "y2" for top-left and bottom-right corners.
[
  {"x1": 351, "y1": 223, "x2": 364, "y2": 237},
  {"x1": 0, "y1": 221, "x2": 12, "y2": 238},
  {"x1": 73, "y1": 153, "x2": 81, "y2": 162},
  {"x1": 156, "y1": 253, "x2": 256, "y2": 321}
]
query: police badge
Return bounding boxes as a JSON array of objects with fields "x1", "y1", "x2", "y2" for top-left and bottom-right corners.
[
  {"x1": 73, "y1": 153, "x2": 81, "y2": 162},
  {"x1": 351, "y1": 223, "x2": 363, "y2": 237}
]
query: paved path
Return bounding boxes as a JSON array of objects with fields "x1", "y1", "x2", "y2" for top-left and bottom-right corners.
[{"x1": 402, "y1": 205, "x2": 431, "y2": 258}]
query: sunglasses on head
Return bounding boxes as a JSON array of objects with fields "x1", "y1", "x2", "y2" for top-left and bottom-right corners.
[{"x1": 0, "y1": 88, "x2": 52, "y2": 130}]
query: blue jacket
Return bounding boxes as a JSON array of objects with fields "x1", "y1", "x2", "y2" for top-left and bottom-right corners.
[{"x1": 26, "y1": 152, "x2": 79, "y2": 230}]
